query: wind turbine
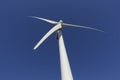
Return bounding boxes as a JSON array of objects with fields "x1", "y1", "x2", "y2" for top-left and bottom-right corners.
[{"x1": 30, "y1": 16, "x2": 103, "y2": 80}]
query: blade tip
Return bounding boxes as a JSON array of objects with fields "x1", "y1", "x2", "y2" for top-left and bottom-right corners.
[
  {"x1": 28, "y1": 16, "x2": 36, "y2": 18},
  {"x1": 99, "y1": 30, "x2": 104, "y2": 33},
  {"x1": 33, "y1": 47, "x2": 37, "y2": 50}
]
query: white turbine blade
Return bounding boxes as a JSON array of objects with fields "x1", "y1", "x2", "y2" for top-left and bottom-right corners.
[
  {"x1": 63, "y1": 23, "x2": 104, "y2": 32},
  {"x1": 29, "y1": 16, "x2": 58, "y2": 24},
  {"x1": 33, "y1": 23, "x2": 62, "y2": 50}
]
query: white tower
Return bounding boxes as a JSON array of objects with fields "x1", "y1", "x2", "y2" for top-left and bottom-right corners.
[{"x1": 57, "y1": 29, "x2": 73, "y2": 80}]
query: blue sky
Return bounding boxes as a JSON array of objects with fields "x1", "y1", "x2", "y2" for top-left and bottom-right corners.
[{"x1": 0, "y1": 0, "x2": 120, "y2": 80}]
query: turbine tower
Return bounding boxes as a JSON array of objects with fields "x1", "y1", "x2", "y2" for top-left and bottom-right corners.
[{"x1": 30, "y1": 16, "x2": 103, "y2": 80}]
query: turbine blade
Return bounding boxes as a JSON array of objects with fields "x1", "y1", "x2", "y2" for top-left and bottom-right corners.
[
  {"x1": 63, "y1": 23, "x2": 104, "y2": 32},
  {"x1": 33, "y1": 23, "x2": 62, "y2": 50},
  {"x1": 29, "y1": 16, "x2": 58, "y2": 24}
]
